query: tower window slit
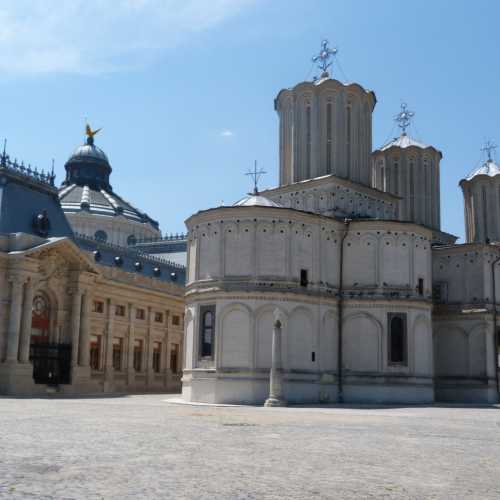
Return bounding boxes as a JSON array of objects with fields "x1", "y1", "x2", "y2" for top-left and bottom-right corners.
[
  {"x1": 326, "y1": 102, "x2": 332, "y2": 174},
  {"x1": 306, "y1": 106, "x2": 311, "y2": 178}
]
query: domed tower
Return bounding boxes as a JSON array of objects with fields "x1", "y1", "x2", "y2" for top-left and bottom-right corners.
[
  {"x1": 275, "y1": 41, "x2": 376, "y2": 187},
  {"x1": 459, "y1": 141, "x2": 500, "y2": 243},
  {"x1": 372, "y1": 104, "x2": 442, "y2": 230},
  {"x1": 59, "y1": 125, "x2": 161, "y2": 246}
]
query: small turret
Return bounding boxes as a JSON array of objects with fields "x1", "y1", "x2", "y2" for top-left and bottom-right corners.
[{"x1": 460, "y1": 141, "x2": 500, "y2": 243}]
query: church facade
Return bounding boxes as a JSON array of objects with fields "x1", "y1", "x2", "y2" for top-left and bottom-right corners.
[
  {"x1": 0, "y1": 129, "x2": 186, "y2": 395},
  {"x1": 182, "y1": 42, "x2": 500, "y2": 405}
]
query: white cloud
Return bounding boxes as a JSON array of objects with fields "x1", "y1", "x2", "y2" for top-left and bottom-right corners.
[
  {"x1": 220, "y1": 129, "x2": 234, "y2": 137},
  {"x1": 0, "y1": 0, "x2": 257, "y2": 76}
]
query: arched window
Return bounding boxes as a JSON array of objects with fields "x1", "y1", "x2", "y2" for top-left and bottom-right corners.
[
  {"x1": 388, "y1": 313, "x2": 407, "y2": 365},
  {"x1": 31, "y1": 294, "x2": 50, "y2": 344},
  {"x1": 94, "y1": 230, "x2": 108, "y2": 242},
  {"x1": 199, "y1": 305, "x2": 215, "y2": 358}
]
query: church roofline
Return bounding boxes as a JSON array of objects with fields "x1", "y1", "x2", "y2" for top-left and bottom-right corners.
[
  {"x1": 274, "y1": 78, "x2": 376, "y2": 111},
  {"x1": 260, "y1": 173, "x2": 400, "y2": 203},
  {"x1": 373, "y1": 135, "x2": 443, "y2": 158}
]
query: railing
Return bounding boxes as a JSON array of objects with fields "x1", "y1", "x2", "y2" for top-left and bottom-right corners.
[
  {"x1": 0, "y1": 149, "x2": 55, "y2": 187},
  {"x1": 133, "y1": 233, "x2": 188, "y2": 244},
  {"x1": 74, "y1": 232, "x2": 186, "y2": 270}
]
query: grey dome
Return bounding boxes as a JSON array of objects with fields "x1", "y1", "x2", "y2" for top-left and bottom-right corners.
[
  {"x1": 464, "y1": 159, "x2": 500, "y2": 181},
  {"x1": 380, "y1": 133, "x2": 430, "y2": 151},
  {"x1": 69, "y1": 144, "x2": 109, "y2": 163},
  {"x1": 233, "y1": 193, "x2": 283, "y2": 208}
]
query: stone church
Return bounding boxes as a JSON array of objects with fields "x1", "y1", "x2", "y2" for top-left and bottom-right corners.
[
  {"x1": 0, "y1": 128, "x2": 186, "y2": 395},
  {"x1": 182, "y1": 42, "x2": 500, "y2": 405}
]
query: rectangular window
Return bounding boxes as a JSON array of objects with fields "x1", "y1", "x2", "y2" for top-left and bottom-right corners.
[
  {"x1": 388, "y1": 313, "x2": 407, "y2": 366},
  {"x1": 115, "y1": 305, "x2": 125, "y2": 317},
  {"x1": 300, "y1": 269, "x2": 308, "y2": 287},
  {"x1": 199, "y1": 305, "x2": 216, "y2": 358},
  {"x1": 90, "y1": 335, "x2": 101, "y2": 370},
  {"x1": 133, "y1": 339, "x2": 143, "y2": 372},
  {"x1": 112, "y1": 338, "x2": 123, "y2": 371},
  {"x1": 136, "y1": 308, "x2": 145, "y2": 320},
  {"x1": 170, "y1": 343, "x2": 180, "y2": 374},
  {"x1": 418, "y1": 278, "x2": 424, "y2": 296},
  {"x1": 154, "y1": 312, "x2": 164, "y2": 323},
  {"x1": 92, "y1": 300, "x2": 104, "y2": 313},
  {"x1": 326, "y1": 102, "x2": 332, "y2": 174},
  {"x1": 152, "y1": 342, "x2": 161, "y2": 373},
  {"x1": 172, "y1": 315, "x2": 180, "y2": 326}
]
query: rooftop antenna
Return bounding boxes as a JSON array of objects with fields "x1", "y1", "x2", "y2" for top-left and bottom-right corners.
[
  {"x1": 245, "y1": 160, "x2": 266, "y2": 195},
  {"x1": 312, "y1": 39, "x2": 338, "y2": 79},
  {"x1": 481, "y1": 139, "x2": 497, "y2": 162},
  {"x1": 394, "y1": 102, "x2": 415, "y2": 135}
]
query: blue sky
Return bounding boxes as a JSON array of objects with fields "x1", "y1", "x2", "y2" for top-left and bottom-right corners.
[{"x1": 1, "y1": 0, "x2": 498, "y2": 240}]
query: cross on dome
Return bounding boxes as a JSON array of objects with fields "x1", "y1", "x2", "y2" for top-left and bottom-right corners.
[
  {"x1": 395, "y1": 103, "x2": 415, "y2": 134},
  {"x1": 481, "y1": 140, "x2": 497, "y2": 162},
  {"x1": 245, "y1": 160, "x2": 266, "y2": 195},
  {"x1": 312, "y1": 39, "x2": 338, "y2": 79}
]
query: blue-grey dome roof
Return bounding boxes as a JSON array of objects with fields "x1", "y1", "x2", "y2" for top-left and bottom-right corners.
[
  {"x1": 233, "y1": 193, "x2": 283, "y2": 208},
  {"x1": 69, "y1": 143, "x2": 109, "y2": 163}
]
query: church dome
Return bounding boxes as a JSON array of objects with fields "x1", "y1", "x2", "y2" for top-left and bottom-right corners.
[
  {"x1": 378, "y1": 132, "x2": 442, "y2": 156},
  {"x1": 463, "y1": 159, "x2": 500, "y2": 181},
  {"x1": 59, "y1": 126, "x2": 161, "y2": 246},
  {"x1": 233, "y1": 193, "x2": 283, "y2": 208}
]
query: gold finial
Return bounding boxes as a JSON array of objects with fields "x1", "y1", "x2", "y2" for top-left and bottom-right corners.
[{"x1": 85, "y1": 124, "x2": 102, "y2": 145}]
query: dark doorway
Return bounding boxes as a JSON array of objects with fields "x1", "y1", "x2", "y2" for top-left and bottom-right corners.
[{"x1": 30, "y1": 343, "x2": 72, "y2": 385}]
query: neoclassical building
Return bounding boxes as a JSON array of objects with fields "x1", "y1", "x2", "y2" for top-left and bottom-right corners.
[
  {"x1": 182, "y1": 42, "x2": 500, "y2": 405},
  {"x1": 0, "y1": 130, "x2": 186, "y2": 395}
]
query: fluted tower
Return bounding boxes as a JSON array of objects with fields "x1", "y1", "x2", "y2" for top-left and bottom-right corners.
[
  {"x1": 460, "y1": 141, "x2": 500, "y2": 243},
  {"x1": 275, "y1": 41, "x2": 376, "y2": 187},
  {"x1": 372, "y1": 104, "x2": 442, "y2": 230}
]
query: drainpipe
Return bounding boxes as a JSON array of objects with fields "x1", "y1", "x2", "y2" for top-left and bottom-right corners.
[
  {"x1": 337, "y1": 218, "x2": 350, "y2": 403},
  {"x1": 491, "y1": 250, "x2": 500, "y2": 397}
]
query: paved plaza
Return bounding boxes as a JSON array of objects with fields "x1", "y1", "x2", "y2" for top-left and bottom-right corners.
[{"x1": 0, "y1": 395, "x2": 499, "y2": 499}]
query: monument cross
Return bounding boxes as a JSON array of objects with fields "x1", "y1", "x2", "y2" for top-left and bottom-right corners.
[
  {"x1": 394, "y1": 103, "x2": 415, "y2": 134},
  {"x1": 481, "y1": 140, "x2": 497, "y2": 161},
  {"x1": 245, "y1": 160, "x2": 266, "y2": 195},
  {"x1": 312, "y1": 39, "x2": 338, "y2": 79}
]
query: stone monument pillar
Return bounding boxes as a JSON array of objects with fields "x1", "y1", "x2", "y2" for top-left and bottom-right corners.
[{"x1": 264, "y1": 309, "x2": 287, "y2": 407}]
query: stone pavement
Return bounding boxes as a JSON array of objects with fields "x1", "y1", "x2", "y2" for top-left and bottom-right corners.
[{"x1": 0, "y1": 394, "x2": 499, "y2": 499}]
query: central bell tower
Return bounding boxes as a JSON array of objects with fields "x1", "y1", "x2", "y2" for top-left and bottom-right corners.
[{"x1": 275, "y1": 40, "x2": 376, "y2": 187}]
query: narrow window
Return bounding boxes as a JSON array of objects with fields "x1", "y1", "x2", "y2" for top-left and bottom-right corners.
[
  {"x1": 90, "y1": 335, "x2": 101, "y2": 370},
  {"x1": 153, "y1": 342, "x2": 162, "y2": 373},
  {"x1": 172, "y1": 315, "x2": 180, "y2": 326},
  {"x1": 306, "y1": 105, "x2": 311, "y2": 179},
  {"x1": 311, "y1": 351, "x2": 316, "y2": 362},
  {"x1": 346, "y1": 106, "x2": 351, "y2": 175},
  {"x1": 409, "y1": 162, "x2": 415, "y2": 219},
  {"x1": 326, "y1": 102, "x2": 332, "y2": 174},
  {"x1": 112, "y1": 338, "x2": 123, "y2": 371},
  {"x1": 133, "y1": 339, "x2": 143, "y2": 372},
  {"x1": 497, "y1": 330, "x2": 500, "y2": 368},
  {"x1": 418, "y1": 278, "x2": 424, "y2": 296},
  {"x1": 300, "y1": 269, "x2": 308, "y2": 287},
  {"x1": 136, "y1": 308, "x2": 145, "y2": 320},
  {"x1": 92, "y1": 300, "x2": 104, "y2": 313},
  {"x1": 154, "y1": 312, "x2": 164, "y2": 323},
  {"x1": 170, "y1": 343, "x2": 180, "y2": 374},
  {"x1": 200, "y1": 305, "x2": 216, "y2": 358},
  {"x1": 388, "y1": 313, "x2": 407, "y2": 365},
  {"x1": 115, "y1": 305, "x2": 125, "y2": 317}
]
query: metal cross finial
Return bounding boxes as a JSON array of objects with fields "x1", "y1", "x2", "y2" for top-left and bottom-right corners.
[
  {"x1": 245, "y1": 160, "x2": 266, "y2": 195},
  {"x1": 312, "y1": 39, "x2": 338, "y2": 79},
  {"x1": 481, "y1": 140, "x2": 497, "y2": 161},
  {"x1": 395, "y1": 102, "x2": 415, "y2": 134}
]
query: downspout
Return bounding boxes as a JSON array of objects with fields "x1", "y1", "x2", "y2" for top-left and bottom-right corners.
[
  {"x1": 491, "y1": 250, "x2": 500, "y2": 397},
  {"x1": 337, "y1": 218, "x2": 350, "y2": 403}
]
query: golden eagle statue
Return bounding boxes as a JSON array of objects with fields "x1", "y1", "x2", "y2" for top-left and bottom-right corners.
[{"x1": 85, "y1": 124, "x2": 102, "y2": 145}]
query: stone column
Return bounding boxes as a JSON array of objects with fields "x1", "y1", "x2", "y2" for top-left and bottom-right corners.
[
  {"x1": 79, "y1": 291, "x2": 91, "y2": 367},
  {"x1": 104, "y1": 299, "x2": 114, "y2": 387},
  {"x1": 145, "y1": 306, "x2": 153, "y2": 388},
  {"x1": 6, "y1": 278, "x2": 25, "y2": 363},
  {"x1": 264, "y1": 310, "x2": 287, "y2": 407},
  {"x1": 127, "y1": 303, "x2": 135, "y2": 386},
  {"x1": 70, "y1": 289, "x2": 82, "y2": 367},
  {"x1": 19, "y1": 279, "x2": 34, "y2": 363}
]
